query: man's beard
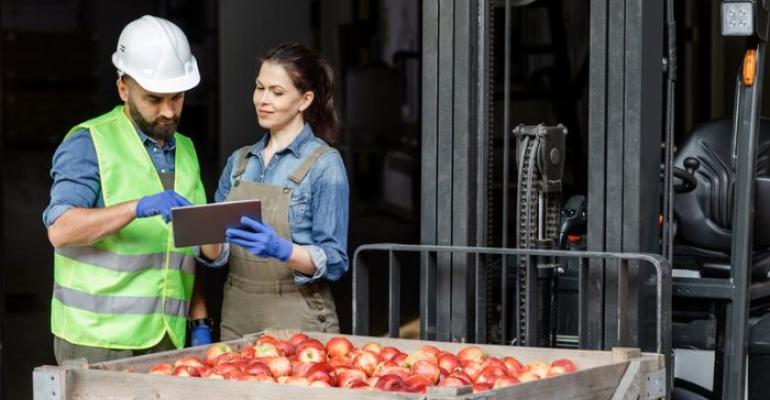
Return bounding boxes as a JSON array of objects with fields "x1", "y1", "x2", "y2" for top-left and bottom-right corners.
[{"x1": 127, "y1": 102, "x2": 180, "y2": 141}]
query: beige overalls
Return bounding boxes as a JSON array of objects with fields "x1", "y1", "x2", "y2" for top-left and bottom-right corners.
[{"x1": 219, "y1": 146, "x2": 340, "y2": 340}]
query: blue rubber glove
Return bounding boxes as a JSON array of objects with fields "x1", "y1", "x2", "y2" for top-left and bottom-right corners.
[
  {"x1": 190, "y1": 324, "x2": 212, "y2": 347},
  {"x1": 225, "y1": 216, "x2": 293, "y2": 261},
  {"x1": 135, "y1": 190, "x2": 192, "y2": 223}
]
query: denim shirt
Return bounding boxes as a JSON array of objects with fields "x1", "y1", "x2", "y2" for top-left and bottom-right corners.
[
  {"x1": 202, "y1": 124, "x2": 349, "y2": 285},
  {"x1": 42, "y1": 126, "x2": 177, "y2": 228}
]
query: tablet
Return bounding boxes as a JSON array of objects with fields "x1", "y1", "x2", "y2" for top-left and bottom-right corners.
[{"x1": 171, "y1": 199, "x2": 261, "y2": 247}]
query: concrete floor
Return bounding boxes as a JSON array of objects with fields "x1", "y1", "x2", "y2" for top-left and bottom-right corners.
[{"x1": 2, "y1": 147, "x2": 420, "y2": 399}]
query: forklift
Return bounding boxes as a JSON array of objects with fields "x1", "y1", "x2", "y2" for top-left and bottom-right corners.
[{"x1": 413, "y1": 0, "x2": 770, "y2": 399}]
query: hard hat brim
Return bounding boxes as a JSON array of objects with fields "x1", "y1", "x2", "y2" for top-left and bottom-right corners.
[{"x1": 112, "y1": 52, "x2": 201, "y2": 94}]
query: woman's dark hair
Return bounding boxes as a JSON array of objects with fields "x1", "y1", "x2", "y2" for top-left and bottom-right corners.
[{"x1": 260, "y1": 43, "x2": 341, "y2": 144}]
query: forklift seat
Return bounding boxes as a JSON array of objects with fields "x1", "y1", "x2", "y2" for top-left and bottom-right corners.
[{"x1": 673, "y1": 118, "x2": 770, "y2": 279}]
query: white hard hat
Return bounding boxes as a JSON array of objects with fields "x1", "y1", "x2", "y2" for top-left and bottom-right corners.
[{"x1": 112, "y1": 15, "x2": 200, "y2": 93}]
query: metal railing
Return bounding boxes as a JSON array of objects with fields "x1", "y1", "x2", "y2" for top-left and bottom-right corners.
[{"x1": 352, "y1": 243, "x2": 671, "y2": 357}]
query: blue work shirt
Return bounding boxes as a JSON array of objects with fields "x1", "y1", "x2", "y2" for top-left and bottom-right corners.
[
  {"x1": 202, "y1": 124, "x2": 349, "y2": 285},
  {"x1": 42, "y1": 125, "x2": 176, "y2": 228}
]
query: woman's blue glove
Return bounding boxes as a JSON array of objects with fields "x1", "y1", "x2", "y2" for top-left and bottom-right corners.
[
  {"x1": 225, "y1": 216, "x2": 293, "y2": 261},
  {"x1": 135, "y1": 190, "x2": 192, "y2": 222},
  {"x1": 190, "y1": 324, "x2": 212, "y2": 346}
]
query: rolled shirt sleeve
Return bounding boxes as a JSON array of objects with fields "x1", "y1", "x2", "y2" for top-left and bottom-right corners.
[
  {"x1": 293, "y1": 151, "x2": 349, "y2": 284},
  {"x1": 193, "y1": 243, "x2": 230, "y2": 268},
  {"x1": 42, "y1": 129, "x2": 101, "y2": 228}
]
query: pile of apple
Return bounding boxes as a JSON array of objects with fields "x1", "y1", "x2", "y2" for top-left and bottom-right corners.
[{"x1": 145, "y1": 333, "x2": 577, "y2": 393}]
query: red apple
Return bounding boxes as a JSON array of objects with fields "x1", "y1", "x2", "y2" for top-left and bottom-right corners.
[
  {"x1": 148, "y1": 363, "x2": 174, "y2": 375},
  {"x1": 288, "y1": 333, "x2": 309, "y2": 347},
  {"x1": 325, "y1": 336, "x2": 355, "y2": 358},
  {"x1": 256, "y1": 334, "x2": 277, "y2": 345},
  {"x1": 253, "y1": 342, "x2": 280, "y2": 358},
  {"x1": 297, "y1": 345, "x2": 327, "y2": 363},
  {"x1": 274, "y1": 340, "x2": 296, "y2": 357},
  {"x1": 266, "y1": 356, "x2": 293, "y2": 377},
  {"x1": 375, "y1": 374, "x2": 408, "y2": 392},
  {"x1": 391, "y1": 352, "x2": 408, "y2": 367},
  {"x1": 204, "y1": 342, "x2": 233, "y2": 366},
  {"x1": 213, "y1": 362, "x2": 242, "y2": 376},
  {"x1": 448, "y1": 371, "x2": 473, "y2": 385},
  {"x1": 478, "y1": 365, "x2": 507, "y2": 379},
  {"x1": 240, "y1": 344, "x2": 255, "y2": 359},
  {"x1": 174, "y1": 356, "x2": 207, "y2": 370},
  {"x1": 460, "y1": 360, "x2": 484, "y2": 381},
  {"x1": 550, "y1": 358, "x2": 577, "y2": 373},
  {"x1": 244, "y1": 360, "x2": 271, "y2": 376},
  {"x1": 405, "y1": 374, "x2": 434, "y2": 393},
  {"x1": 213, "y1": 352, "x2": 242, "y2": 367},
  {"x1": 373, "y1": 363, "x2": 410, "y2": 380},
  {"x1": 517, "y1": 371, "x2": 540, "y2": 382},
  {"x1": 379, "y1": 346, "x2": 400, "y2": 361},
  {"x1": 353, "y1": 350, "x2": 383, "y2": 376},
  {"x1": 493, "y1": 375, "x2": 521, "y2": 388},
  {"x1": 346, "y1": 379, "x2": 369, "y2": 389},
  {"x1": 405, "y1": 349, "x2": 438, "y2": 368},
  {"x1": 296, "y1": 339, "x2": 324, "y2": 352},
  {"x1": 293, "y1": 361, "x2": 317, "y2": 377},
  {"x1": 361, "y1": 341, "x2": 383, "y2": 354},
  {"x1": 328, "y1": 355, "x2": 353, "y2": 368},
  {"x1": 224, "y1": 369, "x2": 245, "y2": 380},
  {"x1": 307, "y1": 362, "x2": 337, "y2": 385},
  {"x1": 475, "y1": 372, "x2": 500, "y2": 386},
  {"x1": 502, "y1": 356, "x2": 523, "y2": 376},
  {"x1": 437, "y1": 376, "x2": 467, "y2": 387},
  {"x1": 438, "y1": 353, "x2": 460, "y2": 373},
  {"x1": 457, "y1": 346, "x2": 486, "y2": 363},
  {"x1": 472, "y1": 382, "x2": 493, "y2": 393},
  {"x1": 202, "y1": 369, "x2": 225, "y2": 379},
  {"x1": 419, "y1": 345, "x2": 441, "y2": 357},
  {"x1": 172, "y1": 365, "x2": 201, "y2": 377},
  {"x1": 336, "y1": 368, "x2": 368, "y2": 388},
  {"x1": 525, "y1": 360, "x2": 550, "y2": 378},
  {"x1": 411, "y1": 359, "x2": 440, "y2": 383}
]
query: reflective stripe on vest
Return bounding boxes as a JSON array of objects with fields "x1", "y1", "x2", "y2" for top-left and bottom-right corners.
[
  {"x1": 53, "y1": 284, "x2": 188, "y2": 317},
  {"x1": 51, "y1": 106, "x2": 206, "y2": 350},
  {"x1": 55, "y1": 247, "x2": 195, "y2": 275}
]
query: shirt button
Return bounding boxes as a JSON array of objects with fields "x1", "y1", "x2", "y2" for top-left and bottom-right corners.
[
  {"x1": 318, "y1": 315, "x2": 326, "y2": 323},
  {"x1": 154, "y1": 148, "x2": 158, "y2": 152},
  {"x1": 160, "y1": 169, "x2": 166, "y2": 173}
]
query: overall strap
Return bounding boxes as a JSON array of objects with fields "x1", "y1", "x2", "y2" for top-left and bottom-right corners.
[
  {"x1": 232, "y1": 146, "x2": 253, "y2": 181},
  {"x1": 288, "y1": 146, "x2": 334, "y2": 184}
]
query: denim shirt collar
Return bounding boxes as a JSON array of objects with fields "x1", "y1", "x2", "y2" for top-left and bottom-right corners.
[{"x1": 248, "y1": 123, "x2": 313, "y2": 159}]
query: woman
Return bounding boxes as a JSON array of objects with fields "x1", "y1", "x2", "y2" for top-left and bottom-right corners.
[{"x1": 200, "y1": 43, "x2": 348, "y2": 339}]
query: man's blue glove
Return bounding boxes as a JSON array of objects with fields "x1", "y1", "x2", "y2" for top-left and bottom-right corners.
[
  {"x1": 190, "y1": 323, "x2": 212, "y2": 347},
  {"x1": 135, "y1": 190, "x2": 192, "y2": 223},
  {"x1": 225, "y1": 216, "x2": 293, "y2": 261}
]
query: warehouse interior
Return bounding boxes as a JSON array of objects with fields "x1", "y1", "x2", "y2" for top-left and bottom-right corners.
[{"x1": 3, "y1": 0, "x2": 770, "y2": 399}]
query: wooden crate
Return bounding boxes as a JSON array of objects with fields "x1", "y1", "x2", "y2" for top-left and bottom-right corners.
[{"x1": 33, "y1": 331, "x2": 666, "y2": 400}]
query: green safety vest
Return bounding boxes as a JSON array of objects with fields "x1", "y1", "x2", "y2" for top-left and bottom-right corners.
[{"x1": 51, "y1": 106, "x2": 206, "y2": 350}]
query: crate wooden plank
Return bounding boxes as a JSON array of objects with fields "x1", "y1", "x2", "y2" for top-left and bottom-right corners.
[
  {"x1": 62, "y1": 368, "x2": 423, "y2": 400},
  {"x1": 475, "y1": 361, "x2": 628, "y2": 400}
]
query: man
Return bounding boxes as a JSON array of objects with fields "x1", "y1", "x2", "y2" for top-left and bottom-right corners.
[{"x1": 43, "y1": 15, "x2": 212, "y2": 364}]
